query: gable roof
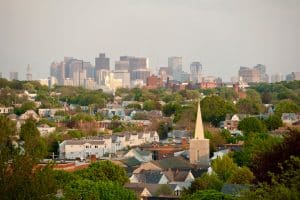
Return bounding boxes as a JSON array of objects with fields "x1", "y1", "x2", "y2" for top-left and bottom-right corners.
[
  {"x1": 153, "y1": 157, "x2": 192, "y2": 170},
  {"x1": 135, "y1": 170, "x2": 165, "y2": 184},
  {"x1": 163, "y1": 169, "x2": 191, "y2": 182},
  {"x1": 121, "y1": 157, "x2": 141, "y2": 167}
]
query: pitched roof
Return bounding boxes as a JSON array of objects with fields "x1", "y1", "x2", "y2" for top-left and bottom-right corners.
[
  {"x1": 64, "y1": 140, "x2": 105, "y2": 145},
  {"x1": 121, "y1": 157, "x2": 141, "y2": 167},
  {"x1": 135, "y1": 148, "x2": 151, "y2": 156},
  {"x1": 135, "y1": 170, "x2": 164, "y2": 184},
  {"x1": 163, "y1": 169, "x2": 191, "y2": 182},
  {"x1": 153, "y1": 157, "x2": 192, "y2": 170}
]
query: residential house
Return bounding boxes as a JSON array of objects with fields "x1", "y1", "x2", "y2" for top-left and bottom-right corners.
[
  {"x1": 0, "y1": 106, "x2": 14, "y2": 114},
  {"x1": 59, "y1": 131, "x2": 159, "y2": 160},
  {"x1": 124, "y1": 148, "x2": 153, "y2": 162},
  {"x1": 19, "y1": 110, "x2": 40, "y2": 121},
  {"x1": 38, "y1": 108, "x2": 65, "y2": 118},
  {"x1": 37, "y1": 124, "x2": 56, "y2": 136},
  {"x1": 59, "y1": 139, "x2": 109, "y2": 160},
  {"x1": 281, "y1": 113, "x2": 300, "y2": 126}
]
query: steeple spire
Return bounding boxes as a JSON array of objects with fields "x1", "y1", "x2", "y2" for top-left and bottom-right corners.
[{"x1": 194, "y1": 101, "x2": 204, "y2": 139}]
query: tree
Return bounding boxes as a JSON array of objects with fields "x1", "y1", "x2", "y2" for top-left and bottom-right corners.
[
  {"x1": 201, "y1": 96, "x2": 236, "y2": 126},
  {"x1": 239, "y1": 156, "x2": 300, "y2": 200},
  {"x1": 236, "y1": 99, "x2": 262, "y2": 115},
  {"x1": 233, "y1": 133, "x2": 282, "y2": 167},
  {"x1": 181, "y1": 190, "x2": 234, "y2": 200},
  {"x1": 20, "y1": 119, "x2": 47, "y2": 160},
  {"x1": 211, "y1": 155, "x2": 238, "y2": 182},
  {"x1": 14, "y1": 101, "x2": 36, "y2": 115},
  {"x1": 251, "y1": 129, "x2": 300, "y2": 183},
  {"x1": 220, "y1": 129, "x2": 237, "y2": 144},
  {"x1": 64, "y1": 179, "x2": 137, "y2": 200},
  {"x1": 0, "y1": 117, "x2": 58, "y2": 199},
  {"x1": 229, "y1": 166, "x2": 255, "y2": 184},
  {"x1": 238, "y1": 117, "x2": 267, "y2": 135},
  {"x1": 157, "y1": 121, "x2": 172, "y2": 139},
  {"x1": 162, "y1": 102, "x2": 182, "y2": 117},
  {"x1": 264, "y1": 115, "x2": 283, "y2": 131},
  {"x1": 76, "y1": 160, "x2": 128, "y2": 185},
  {"x1": 274, "y1": 99, "x2": 300, "y2": 116},
  {"x1": 187, "y1": 173, "x2": 224, "y2": 193},
  {"x1": 143, "y1": 100, "x2": 157, "y2": 111},
  {"x1": 261, "y1": 92, "x2": 272, "y2": 104}
]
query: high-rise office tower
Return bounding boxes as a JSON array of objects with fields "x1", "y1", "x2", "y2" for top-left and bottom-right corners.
[
  {"x1": 271, "y1": 73, "x2": 284, "y2": 83},
  {"x1": 26, "y1": 64, "x2": 33, "y2": 81},
  {"x1": 95, "y1": 53, "x2": 110, "y2": 82},
  {"x1": 168, "y1": 57, "x2": 182, "y2": 81},
  {"x1": 238, "y1": 66, "x2": 260, "y2": 83},
  {"x1": 9, "y1": 72, "x2": 18, "y2": 80},
  {"x1": 120, "y1": 56, "x2": 148, "y2": 72},
  {"x1": 190, "y1": 62, "x2": 202, "y2": 83},
  {"x1": 254, "y1": 64, "x2": 268, "y2": 82},
  {"x1": 113, "y1": 70, "x2": 130, "y2": 88},
  {"x1": 95, "y1": 53, "x2": 110, "y2": 71},
  {"x1": 96, "y1": 69, "x2": 110, "y2": 86},
  {"x1": 130, "y1": 69, "x2": 150, "y2": 85},
  {"x1": 117, "y1": 56, "x2": 149, "y2": 85},
  {"x1": 115, "y1": 61, "x2": 129, "y2": 71},
  {"x1": 50, "y1": 62, "x2": 65, "y2": 85}
]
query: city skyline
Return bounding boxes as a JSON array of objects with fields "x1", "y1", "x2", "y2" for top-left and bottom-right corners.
[{"x1": 1, "y1": 0, "x2": 300, "y2": 80}]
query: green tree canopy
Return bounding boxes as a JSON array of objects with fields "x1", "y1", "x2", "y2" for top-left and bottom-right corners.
[
  {"x1": 238, "y1": 117, "x2": 267, "y2": 135},
  {"x1": 182, "y1": 189, "x2": 234, "y2": 200},
  {"x1": 201, "y1": 96, "x2": 236, "y2": 127},
  {"x1": 274, "y1": 99, "x2": 300, "y2": 116},
  {"x1": 264, "y1": 115, "x2": 283, "y2": 131},
  {"x1": 187, "y1": 173, "x2": 224, "y2": 193},
  {"x1": 64, "y1": 179, "x2": 137, "y2": 200},
  {"x1": 229, "y1": 166, "x2": 255, "y2": 184},
  {"x1": 75, "y1": 160, "x2": 128, "y2": 185},
  {"x1": 211, "y1": 155, "x2": 238, "y2": 182}
]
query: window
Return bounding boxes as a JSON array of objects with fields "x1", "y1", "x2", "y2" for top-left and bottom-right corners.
[
  {"x1": 95, "y1": 146, "x2": 98, "y2": 148},
  {"x1": 86, "y1": 146, "x2": 89, "y2": 148}
]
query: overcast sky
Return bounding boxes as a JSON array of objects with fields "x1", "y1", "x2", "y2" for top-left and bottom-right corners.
[{"x1": 0, "y1": 0, "x2": 299, "y2": 81}]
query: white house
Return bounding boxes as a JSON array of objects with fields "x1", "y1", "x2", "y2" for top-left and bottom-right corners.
[
  {"x1": 19, "y1": 110, "x2": 40, "y2": 121},
  {"x1": 59, "y1": 140, "x2": 109, "y2": 160},
  {"x1": 0, "y1": 106, "x2": 14, "y2": 114},
  {"x1": 124, "y1": 148, "x2": 152, "y2": 162},
  {"x1": 37, "y1": 124, "x2": 56, "y2": 136},
  {"x1": 59, "y1": 131, "x2": 159, "y2": 160}
]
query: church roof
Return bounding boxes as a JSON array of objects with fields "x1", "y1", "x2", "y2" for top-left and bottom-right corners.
[{"x1": 194, "y1": 101, "x2": 204, "y2": 139}]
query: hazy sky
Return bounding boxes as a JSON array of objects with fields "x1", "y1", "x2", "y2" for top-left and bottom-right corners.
[{"x1": 0, "y1": 0, "x2": 299, "y2": 81}]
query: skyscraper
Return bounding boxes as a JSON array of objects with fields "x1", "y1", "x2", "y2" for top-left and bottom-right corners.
[
  {"x1": 50, "y1": 62, "x2": 65, "y2": 85},
  {"x1": 190, "y1": 62, "x2": 202, "y2": 83},
  {"x1": 95, "y1": 53, "x2": 110, "y2": 71},
  {"x1": 26, "y1": 64, "x2": 33, "y2": 81},
  {"x1": 238, "y1": 66, "x2": 259, "y2": 83},
  {"x1": 271, "y1": 73, "x2": 284, "y2": 83},
  {"x1": 9, "y1": 72, "x2": 18, "y2": 80},
  {"x1": 115, "y1": 60, "x2": 129, "y2": 71},
  {"x1": 189, "y1": 101, "x2": 209, "y2": 167},
  {"x1": 254, "y1": 64, "x2": 268, "y2": 82},
  {"x1": 168, "y1": 57, "x2": 182, "y2": 81}
]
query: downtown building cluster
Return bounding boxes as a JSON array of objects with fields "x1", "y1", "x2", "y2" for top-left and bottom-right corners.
[{"x1": 48, "y1": 53, "x2": 212, "y2": 91}]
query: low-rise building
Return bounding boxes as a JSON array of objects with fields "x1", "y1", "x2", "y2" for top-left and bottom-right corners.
[
  {"x1": 0, "y1": 106, "x2": 14, "y2": 114},
  {"x1": 59, "y1": 131, "x2": 159, "y2": 160}
]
